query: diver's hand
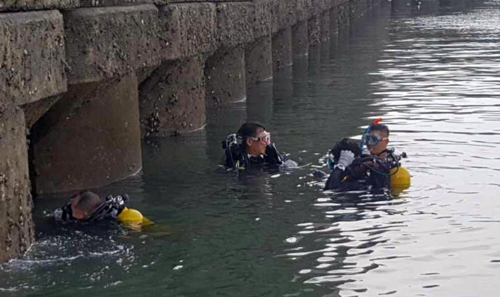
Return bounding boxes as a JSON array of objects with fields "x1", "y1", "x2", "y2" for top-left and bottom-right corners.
[
  {"x1": 334, "y1": 150, "x2": 355, "y2": 171},
  {"x1": 265, "y1": 144, "x2": 283, "y2": 165}
]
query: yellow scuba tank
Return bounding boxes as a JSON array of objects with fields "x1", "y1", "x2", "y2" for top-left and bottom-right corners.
[
  {"x1": 390, "y1": 166, "x2": 411, "y2": 189},
  {"x1": 117, "y1": 207, "x2": 154, "y2": 227}
]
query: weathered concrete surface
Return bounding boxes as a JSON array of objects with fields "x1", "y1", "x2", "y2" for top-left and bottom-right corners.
[
  {"x1": 272, "y1": 27, "x2": 292, "y2": 71},
  {"x1": 337, "y1": 0, "x2": 350, "y2": 29},
  {"x1": 245, "y1": 36, "x2": 273, "y2": 87},
  {"x1": 320, "y1": 11, "x2": 330, "y2": 41},
  {"x1": 0, "y1": 0, "x2": 156, "y2": 12},
  {"x1": 308, "y1": 15, "x2": 321, "y2": 46},
  {"x1": 0, "y1": 106, "x2": 34, "y2": 264},
  {"x1": 0, "y1": 10, "x2": 66, "y2": 106},
  {"x1": 64, "y1": 5, "x2": 161, "y2": 84},
  {"x1": 271, "y1": 0, "x2": 297, "y2": 33},
  {"x1": 252, "y1": 0, "x2": 272, "y2": 40},
  {"x1": 329, "y1": 5, "x2": 339, "y2": 35},
  {"x1": 30, "y1": 75, "x2": 142, "y2": 194},
  {"x1": 22, "y1": 95, "x2": 61, "y2": 129},
  {"x1": 296, "y1": 0, "x2": 313, "y2": 23},
  {"x1": 292, "y1": 21, "x2": 309, "y2": 58},
  {"x1": 158, "y1": 3, "x2": 216, "y2": 61},
  {"x1": 206, "y1": 46, "x2": 246, "y2": 107},
  {"x1": 139, "y1": 56, "x2": 206, "y2": 137},
  {"x1": 215, "y1": 2, "x2": 253, "y2": 49},
  {"x1": 349, "y1": 0, "x2": 368, "y2": 20}
]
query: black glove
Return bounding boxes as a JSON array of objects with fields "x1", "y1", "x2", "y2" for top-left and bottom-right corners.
[{"x1": 265, "y1": 143, "x2": 283, "y2": 165}]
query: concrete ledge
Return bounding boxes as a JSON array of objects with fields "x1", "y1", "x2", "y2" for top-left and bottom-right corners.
[
  {"x1": 0, "y1": 0, "x2": 154, "y2": 13},
  {"x1": 159, "y1": 3, "x2": 216, "y2": 61},
  {"x1": 296, "y1": 0, "x2": 313, "y2": 22},
  {"x1": 64, "y1": 4, "x2": 161, "y2": 84},
  {"x1": 272, "y1": 0, "x2": 297, "y2": 33},
  {"x1": 311, "y1": 0, "x2": 328, "y2": 17},
  {"x1": 215, "y1": 2, "x2": 254, "y2": 48},
  {"x1": 0, "y1": 10, "x2": 66, "y2": 106},
  {"x1": 252, "y1": 0, "x2": 272, "y2": 40}
]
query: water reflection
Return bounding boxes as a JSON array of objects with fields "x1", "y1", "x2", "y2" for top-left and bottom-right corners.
[{"x1": 287, "y1": 0, "x2": 500, "y2": 296}]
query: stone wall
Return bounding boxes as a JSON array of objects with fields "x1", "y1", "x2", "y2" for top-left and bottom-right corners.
[{"x1": 0, "y1": 0, "x2": 381, "y2": 262}]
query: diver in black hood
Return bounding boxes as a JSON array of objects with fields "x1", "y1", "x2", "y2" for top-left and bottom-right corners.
[{"x1": 324, "y1": 123, "x2": 406, "y2": 192}]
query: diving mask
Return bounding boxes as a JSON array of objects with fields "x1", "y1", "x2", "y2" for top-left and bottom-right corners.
[
  {"x1": 251, "y1": 131, "x2": 271, "y2": 145},
  {"x1": 363, "y1": 133, "x2": 387, "y2": 146}
]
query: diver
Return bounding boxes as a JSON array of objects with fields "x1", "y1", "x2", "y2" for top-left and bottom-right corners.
[
  {"x1": 324, "y1": 121, "x2": 409, "y2": 192},
  {"x1": 222, "y1": 122, "x2": 296, "y2": 170},
  {"x1": 53, "y1": 190, "x2": 151, "y2": 226}
]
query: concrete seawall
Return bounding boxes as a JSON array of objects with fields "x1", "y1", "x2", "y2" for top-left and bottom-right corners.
[{"x1": 1, "y1": 0, "x2": 381, "y2": 262}]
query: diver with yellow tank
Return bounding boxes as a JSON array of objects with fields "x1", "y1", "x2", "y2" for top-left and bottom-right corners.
[
  {"x1": 323, "y1": 119, "x2": 411, "y2": 193},
  {"x1": 53, "y1": 190, "x2": 153, "y2": 227}
]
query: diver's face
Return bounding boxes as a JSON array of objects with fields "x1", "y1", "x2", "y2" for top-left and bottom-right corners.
[
  {"x1": 367, "y1": 130, "x2": 389, "y2": 156},
  {"x1": 246, "y1": 128, "x2": 271, "y2": 156}
]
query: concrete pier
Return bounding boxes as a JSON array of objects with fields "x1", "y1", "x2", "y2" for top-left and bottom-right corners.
[{"x1": 0, "y1": 0, "x2": 384, "y2": 262}]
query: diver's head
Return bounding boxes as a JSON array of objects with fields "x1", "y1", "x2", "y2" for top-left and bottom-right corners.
[
  {"x1": 237, "y1": 122, "x2": 271, "y2": 157},
  {"x1": 70, "y1": 190, "x2": 102, "y2": 220},
  {"x1": 366, "y1": 124, "x2": 389, "y2": 156}
]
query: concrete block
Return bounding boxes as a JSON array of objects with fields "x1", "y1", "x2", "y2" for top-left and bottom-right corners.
[
  {"x1": 272, "y1": 0, "x2": 297, "y2": 33},
  {"x1": 21, "y1": 95, "x2": 61, "y2": 129},
  {"x1": 272, "y1": 27, "x2": 292, "y2": 71},
  {"x1": 320, "y1": 11, "x2": 330, "y2": 42},
  {"x1": 329, "y1": 5, "x2": 339, "y2": 34},
  {"x1": 349, "y1": 0, "x2": 368, "y2": 20},
  {"x1": 0, "y1": 10, "x2": 66, "y2": 106},
  {"x1": 64, "y1": 5, "x2": 161, "y2": 84},
  {"x1": 337, "y1": 1, "x2": 350, "y2": 29},
  {"x1": 0, "y1": 0, "x2": 154, "y2": 12},
  {"x1": 0, "y1": 0, "x2": 78, "y2": 12},
  {"x1": 158, "y1": 3, "x2": 216, "y2": 61},
  {"x1": 206, "y1": 46, "x2": 246, "y2": 107},
  {"x1": 215, "y1": 2, "x2": 254, "y2": 48},
  {"x1": 292, "y1": 21, "x2": 309, "y2": 58},
  {"x1": 308, "y1": 15, "x2": 320, "y2": 46},
  {"x1": 296, "y1": 0, "x2": 313, "y2": 22},
  {"x1": 245, "y1": 36, "x2": 273, "y2": 88},
  {"x1": 252, "y1": 0, "x2": 272, "y2": 40},
  {"x1": 31, "y1": 75, "x2": 143, "y2": 194},
  {"x1": 0, "y1": 106, "x2": 34, "y2": 264},
  {"x1": 139, "y1": 56, "x2": 206, "y2": 137},
  {"x1": 311, "y1": 0, "x2": 328, "y2": 16}
]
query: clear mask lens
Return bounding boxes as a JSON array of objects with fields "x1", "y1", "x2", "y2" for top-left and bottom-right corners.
[
  {"x1": 364, "y1": 134, "x2": 382, "y2": 146},
  {"x1": 254, "y1": 132, "x2": 271, "y2": 145}
]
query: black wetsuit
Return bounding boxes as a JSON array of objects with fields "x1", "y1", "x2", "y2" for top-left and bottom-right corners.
[
  {"x1": 222, "y1": 143, "x2": 284, "y2": 170},
  {"x1": 324, "y1": 154, "x2": 391, "y2": 191},
  {"x1": 53, "y1": 195, "x2": 128, "y2": 222}
]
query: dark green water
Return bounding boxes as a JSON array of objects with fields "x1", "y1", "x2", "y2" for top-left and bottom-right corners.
[{"x1": 3, "y1": 0, "x2": 500, "y2": 296}]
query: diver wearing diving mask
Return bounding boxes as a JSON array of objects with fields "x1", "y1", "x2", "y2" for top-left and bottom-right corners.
[
  {"x1": 222, "y1": 122, "x2": 295, "y2": 170},
  {"x1": 324, "y1": 123, "x2": 404, "y2": 191}
]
